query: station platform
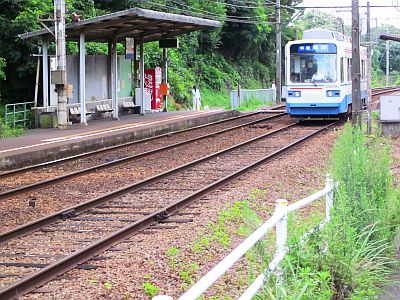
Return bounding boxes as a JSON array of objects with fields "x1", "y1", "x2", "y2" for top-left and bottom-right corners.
[{"x1": 0, "y1": 109, "x2": 239, "y2": 170}]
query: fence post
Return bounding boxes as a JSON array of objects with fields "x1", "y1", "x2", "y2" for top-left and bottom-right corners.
[
  {"x1": 275, "y1": 198, "x2": 288, "y2": 287},
  {"x1": 325, "y1": 174, "x2": 334, "y2": 222}
]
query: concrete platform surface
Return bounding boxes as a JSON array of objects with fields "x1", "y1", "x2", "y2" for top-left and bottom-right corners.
[{"x1": 0, "y1": 109, "x2": 239, "y2": 170}]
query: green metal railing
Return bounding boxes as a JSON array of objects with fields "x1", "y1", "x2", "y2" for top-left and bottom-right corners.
[{"x1": 4, "y1": 102, "x2": 35, "y2": 129}]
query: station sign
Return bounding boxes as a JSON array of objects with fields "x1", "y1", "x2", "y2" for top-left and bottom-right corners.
[{"x1": 159, "y1": 38, "x2": 179, "y2": 49}]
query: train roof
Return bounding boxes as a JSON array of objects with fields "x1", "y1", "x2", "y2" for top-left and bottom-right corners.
[{"x1": 302, "y1": 29, "x2": 352, "y2": 43}]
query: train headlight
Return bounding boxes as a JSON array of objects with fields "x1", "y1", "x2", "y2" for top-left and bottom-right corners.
[
  {"x1": 326, "y1": 90, "x2": 340, "y2": 97},
  {"x1": 288, "y1": 91, "x2": 301, "y2": 97}
]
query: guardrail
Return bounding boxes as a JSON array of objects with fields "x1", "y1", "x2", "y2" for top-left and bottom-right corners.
[
  {"x1": 154, "y1": 175, "x2": 336, "y2": 300},
  {"x1": 4, "y1": 101, "x2": 35, "y2": 128},
  {"x1": 230, "y1": 88, "x2": 276, "y2": 109}
]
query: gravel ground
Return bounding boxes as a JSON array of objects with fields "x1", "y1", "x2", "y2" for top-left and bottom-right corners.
[{"x1": 21, "y1": 125, "x2": 339, "y2": 299}]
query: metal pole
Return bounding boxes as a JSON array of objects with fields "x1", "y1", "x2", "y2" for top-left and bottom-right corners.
[
  {"x1": 42, "y1": 40, "x2": 49, "y2": 110},
  {"x1": 112, "y1": 35, "x2": 119, "y2": 119},
  {"x1": 34, "y1": 47, "x2": 41, "y2": 108},
  {"x1": 162, "y1": 48, "x2": 168, "y2": 112},
  {"x1": 54, "y1": 0, "x2": 68, "y2": 128},
  {"x1": 351, "y1": 0, "x2": 362, "y2": 127},
  {"x1": 79, "y1": 31, "x2": 87, "y2": 125},
  {"x1": 386, "y1": 40, "x2": 390, "y2": 86},
  {"x1": 275, "y1": 0, "x2": 282, "y2": 104},
  {"x1": 367, "y1": 1, "x2": 372, "y2": 134},
  {"x1": 275, "y1": 198, "x2": 287, "y2": 287}
]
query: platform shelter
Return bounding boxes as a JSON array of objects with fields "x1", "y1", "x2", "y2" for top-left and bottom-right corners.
[{"x1": 19, "y1": 8, "x2": 220, "y2": 125}]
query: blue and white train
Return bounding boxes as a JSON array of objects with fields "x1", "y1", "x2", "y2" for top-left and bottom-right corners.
[{"x1": 285, "y1": 29, "x2": 367, "y2": 119}]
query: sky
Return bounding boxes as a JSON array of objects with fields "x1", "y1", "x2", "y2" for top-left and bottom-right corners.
[{"x1": 298, "y1": 0, "x2": 400, "y2": 28}]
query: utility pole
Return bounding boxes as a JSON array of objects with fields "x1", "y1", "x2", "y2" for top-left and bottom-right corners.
[
  {"x1": 54, "y1": 0, "x2": 68, "y2": 128},
  {"x1": 275, "y1": 0, "x2": 281, "y2": 104},
  {"x1": 352, "y1": 0, "x2": 362, "y2": 127},
  {"x1": 162, "y1": 48, "x2": 168, "y2": 112},
  {"x1": 366, "y1": 1, "x2": 372, "y2": 134},
  {"x1": 386, "y1": 40, "x2": 390, "y2": 86}
]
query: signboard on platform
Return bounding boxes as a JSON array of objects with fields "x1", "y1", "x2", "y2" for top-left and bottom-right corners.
[
  {"x1": 159, "y1": 38, "x2": 179, "y2": 48},
  {"x1": 126, "y1": 38, "x2": 135, "y2": 59}
]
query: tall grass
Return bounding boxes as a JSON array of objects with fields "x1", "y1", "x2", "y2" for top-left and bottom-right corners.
[
  {"x1": 0, "y1": 115, "x2": 24, "y2": 139},
  {"x1": 258, "y1": 124, "x2": 400, "y2": 299}
]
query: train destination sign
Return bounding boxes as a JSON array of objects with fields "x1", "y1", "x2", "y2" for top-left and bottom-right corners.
[{"x1": 290, "y1": 43, "x2": 337, "y2": 54}]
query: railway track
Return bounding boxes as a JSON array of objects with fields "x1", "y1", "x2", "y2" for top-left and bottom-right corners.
[
  {"x1": 0, "y1": 120, "x2": 336, "y2": 299},
  {"x1": 0, "y1": 109, "x2": 285, "y2": 179},
  {"x1": 371, "y1": 86, "x2": 400, "y2": 96},
  {"x1": 0, "y1": 112, "x2": 295, "y2": 234},
  {"x1": 0, "y1": 111, "x2": 286, "y2": 195}
]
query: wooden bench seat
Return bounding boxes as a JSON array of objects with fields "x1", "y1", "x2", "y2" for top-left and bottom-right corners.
[
  {"x1": 95, "y1": 104, "x2": 113, "y2": 118},
  {"x1": 121, "y1": 101, "x2": 139, "y2": 113},
  {"x1": 69, "y1": 107, "x2": 93, "y2": 122}
]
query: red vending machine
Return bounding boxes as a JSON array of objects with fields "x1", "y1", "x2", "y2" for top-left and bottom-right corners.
[{"x1": 144, "y1": 67, "x2": 162, "y2": 109}]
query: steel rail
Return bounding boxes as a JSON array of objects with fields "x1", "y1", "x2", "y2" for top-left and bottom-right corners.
[
  {"x1": 0, "y1": 121, "x2": 297, "y2": 244},
  {"x1": 371, "y1": 86, "x2": 400, "y2": 96},
  {"x1": 0, "y1": 121, "x2": 336, "y2": 299},
  {"x1": 0, "y1": 113, "x2": 287, "y2": 200},
  {"x1": 0, "y1": 111, "x2": 265, "y2": 178}
]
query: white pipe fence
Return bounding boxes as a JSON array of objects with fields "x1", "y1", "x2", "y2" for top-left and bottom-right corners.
[
  {"x1": 153, "y1": 175, "x2": 336, "y2": 300},
  {"x1": 229, "y1": 88, "x2": 276, "y2": 109}
]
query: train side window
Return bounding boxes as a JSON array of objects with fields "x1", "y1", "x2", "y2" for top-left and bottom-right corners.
[
  {"x1": 347, "y1": 58, "x2": 351, "y2": 82},
  {"x1": 340, "y1": 58, "x2": 344, "y2": 83}
]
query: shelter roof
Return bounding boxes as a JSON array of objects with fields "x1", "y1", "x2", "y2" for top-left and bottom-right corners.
[
  {"x1": 19, "y1": 8, "x2": 221, "y2": 42},
  {"x1": 379, "y1": 33, "x2": 400, "y2": 42}
]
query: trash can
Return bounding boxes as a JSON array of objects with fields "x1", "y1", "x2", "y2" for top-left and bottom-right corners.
[{"x1": 39, "y1": 111, "x2": 58, "y2": 128}]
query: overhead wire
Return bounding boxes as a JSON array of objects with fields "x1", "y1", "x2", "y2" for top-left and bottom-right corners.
[{"x1": 139, "y1": 0, "x2": 278, "y2": 24}]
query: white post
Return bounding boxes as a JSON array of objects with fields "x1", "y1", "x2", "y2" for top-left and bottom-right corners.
[
  {"x1": 112, "y1": 35, "x2": 119, "y2": 119},
  {"x1": 386, "y1": 40, "x2": 390, "y2": 86},
  {"x1": 140, "y1": 37, "x2": 145, "y2": 115},
  {"x1": 54, "y1": 0, "x2": 68, "y2": 128},
  {"x1": 325, "y1": 175, "x2": 334, "y2": 222},
  {"x1": 275, "y1": 198, "x2": 287, "y2": 287},
  {"x1": 79, "y1": 31, "x2": 87, "y2": 125},
  {"x1": 42, "y1": 40, "x2": 49, "y2": 110}
]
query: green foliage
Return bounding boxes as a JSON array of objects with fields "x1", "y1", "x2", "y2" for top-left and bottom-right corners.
[
  {"x1": 142, "y1": 281, "x2": 160, "y2": 298},
  {"x1": 236, "y1": 97, "x2": 270, "y2": 111},
  {"x1": 0, "y1": 115, "x2": 25, "y2": 139},
  {"x1": 0, "y1": 58, "x2": 6, "y2": 81},
  {"x1": 295, "y1": 10, "x2": 344, "y2": 34},
  {"x1": 201, "y1": 88, "x2": 230, "y2": 109},
  {"x1": 166, "y1": 246, "x2": 179, "y2": 271}
]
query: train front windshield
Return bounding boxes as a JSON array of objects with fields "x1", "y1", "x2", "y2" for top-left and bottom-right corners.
[{"x1": 289, "y1": 43, "x2": 337, "y2": 84}]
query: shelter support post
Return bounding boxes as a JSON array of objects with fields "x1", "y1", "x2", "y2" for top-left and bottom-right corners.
[
  {"x1": 42, "y1": 40, "x2": 49, "y2": 110},
  {"x1": 134, "y1": 40, "x2": 139, "y2": 89},
  {"x1": 162, "y1": 48, "x2": 168, "y2": 112},
  {"x1": 79, "y1": 31, "x2": 87, "y2": 125},
  {"x1": 140, "y1": 37, "x2": 145, "y2": 115},
  {"x1": 112, "y1": 36, "x2": 119, "y2": 119}
]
